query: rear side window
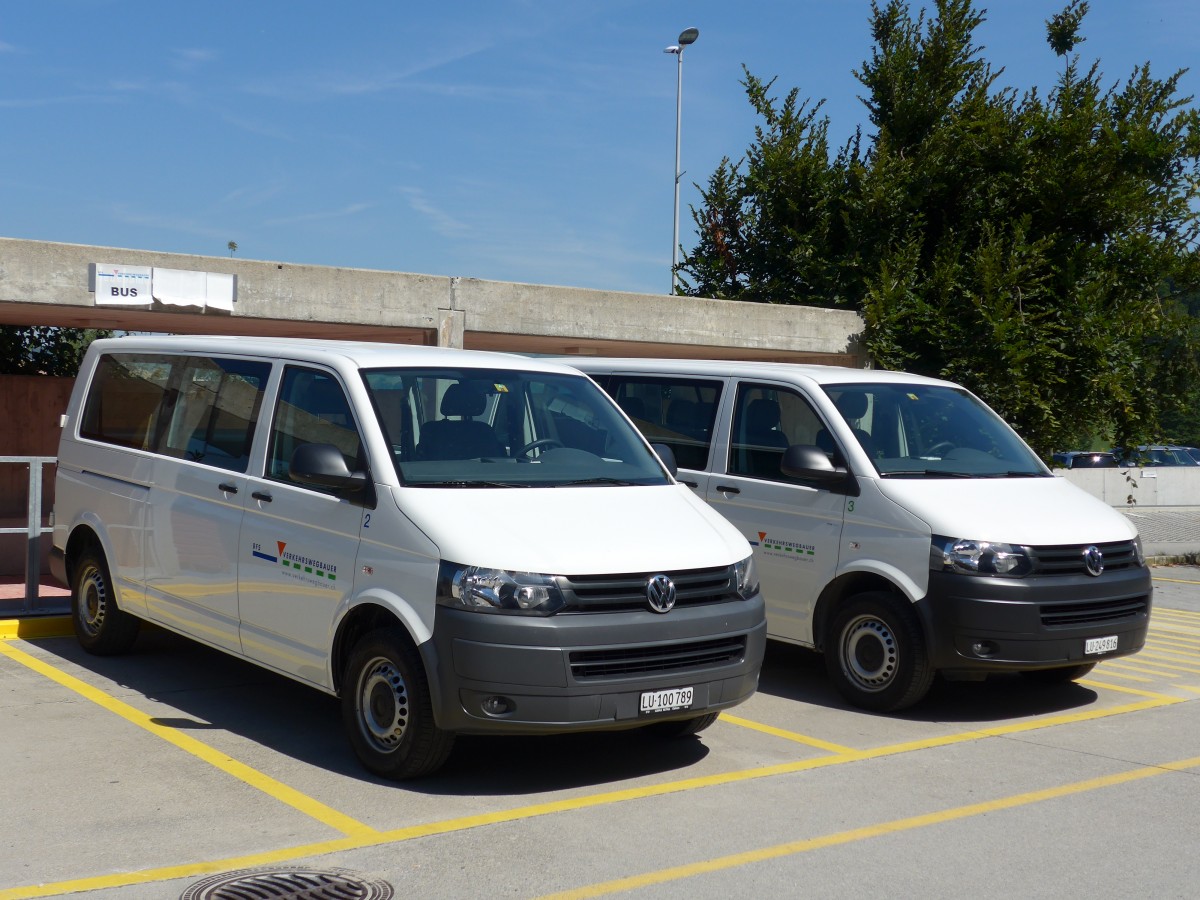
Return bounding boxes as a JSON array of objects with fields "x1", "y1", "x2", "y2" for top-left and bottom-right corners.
[
  {"x1": 79, "y1": 353, "x2": 269, "y2": 472},
  {"x1": 600, "y1": 376, "x2": 722, "y2": 470}
]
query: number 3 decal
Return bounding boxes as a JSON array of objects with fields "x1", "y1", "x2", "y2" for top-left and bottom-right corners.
[{"x1": 847, "y1": 500, "x2": 855, "y2": 512}]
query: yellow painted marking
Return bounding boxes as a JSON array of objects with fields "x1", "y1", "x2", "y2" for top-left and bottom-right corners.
[
  {"x1": 1147, "y1": 636, "x2": 1200, "y2": 651},
  {"x1": 540, "y1": 756, "x2": 1200, "y2": 898},
  {"x1": 1089, "y1": 665, "x2": 1157, "y2": 682},
  {"x1": 0, "y1": 641, "x2": 377, "y2": 841},
  {"x1": 1117, "y1": 657, "x2": 1200, "y2": 675},
  {"x1": 719, "y1": 713, "x2": 857, "y2": 753},
  {"x1": 0, "y1": 616, "x2": 72, "y2": 641},
  {"x1": 1138, "y1": 652, "x2": 1200, "y2": 672},
  {"x1": 1077, "y1": 679, "x2": 1180, "y2": 701},
  {"x1": 1151, "y1": 576, "x2": 1200, "y2": 585}
]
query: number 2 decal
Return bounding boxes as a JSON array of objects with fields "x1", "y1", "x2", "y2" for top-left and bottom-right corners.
[{"x1": 364, "y1": 513, "x2": 372, "y2": 528}]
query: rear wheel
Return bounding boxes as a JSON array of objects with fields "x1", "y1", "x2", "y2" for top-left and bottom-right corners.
[
  {"x1": 341, "y1": 626, "x2": 454, "y2": 780},
  {"x1": 1020, "y1": 662, "x2": 1096, "y2": 684},
  {"x1": 825, "y1": 591, "x2": 933, "y2": 712},
  {"x1": 71, "y1": 546, "x2": 139, "y2": 655}
]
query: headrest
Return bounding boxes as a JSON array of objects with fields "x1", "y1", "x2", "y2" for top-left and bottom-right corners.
[
  {"x1": 747, "y1": 398, "x2": 780, "y2": 432},
  {"x1": 440, "y1": 382, "x2": 487, "y2": 418},
  {"x1": 836, "y1": 392, "x2": 868, "y2": 419}
]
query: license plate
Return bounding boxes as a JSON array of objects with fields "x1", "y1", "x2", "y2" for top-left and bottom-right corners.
[
  {"x1": 1085, "y1": 635, "x2": 1119, "y2": 655},
  {"x1": 640, "y1": 686, "x2": 694, "y2": 715}
]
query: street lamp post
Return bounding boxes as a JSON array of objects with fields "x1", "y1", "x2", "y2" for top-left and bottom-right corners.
[{"x1": 665, "y1": 27, "x2": 698, "y2": 295}]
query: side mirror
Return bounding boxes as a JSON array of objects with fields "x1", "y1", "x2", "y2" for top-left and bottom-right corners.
[
  {"x1": 290, "y1": 443, "x2": 368, "y2": 493},
  {"x1": 780, "y1": 445, "x2": 859, "y2": 495},
  {"x1": 650, "y1": 442, "x2": 678, "y2": 478}
]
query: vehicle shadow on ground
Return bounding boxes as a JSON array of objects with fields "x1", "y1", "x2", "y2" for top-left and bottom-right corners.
[
  {"x1": 756, "y1": 640, "x2": 1101, "y2": 723},
  {"x1": 32, "y1": 627, "x2": 709, "y2": 794}
]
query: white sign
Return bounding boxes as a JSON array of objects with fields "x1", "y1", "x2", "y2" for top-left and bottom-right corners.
[{"x1": 92, "y1": 264, "x2": 152, "y2": 306}]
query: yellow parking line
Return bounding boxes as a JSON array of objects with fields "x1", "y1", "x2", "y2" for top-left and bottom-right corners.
[
  {"x1": 1090, "y1": 666, "x2": 1158, "y2": 682},
  {"x1": 719, "y1": 713, "x2": 857, "y2": 753},
  {"x1": 1077, "y1": 679, "x2": 1181, "y2": 701},
  {"x1": 1152, "y1": 576, "x2": 1200, "y2": 585},
  {"x1": 538, "y1": 756, "x2": 1200, "y2": 898},
  {"x1": 0, "y1": 640, "x2": 378, "y2": 842}
]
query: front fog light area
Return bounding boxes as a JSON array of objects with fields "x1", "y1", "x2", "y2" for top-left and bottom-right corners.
[
  {"x1": 932, "y1": 536, "x2": 1031, "y2": 577},
  {"x1": 438, "y1": 562, "x2": 566, "y2": 615}
]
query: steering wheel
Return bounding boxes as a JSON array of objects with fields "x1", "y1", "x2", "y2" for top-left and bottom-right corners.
[
  {"x1": 516, "y1": 439, "x2": 563, "y2": 457},
  {"x1": 927, "y1": 441, "x2": 956, "y2": 457}
]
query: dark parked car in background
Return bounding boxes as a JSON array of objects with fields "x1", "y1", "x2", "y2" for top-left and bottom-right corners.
[
  {"x1": 1052, "y1": 451, "x2": 1119, "y2": 469},
  {"x1": 1114, "y1": 445, "x2": 1200, "y2": 467}
]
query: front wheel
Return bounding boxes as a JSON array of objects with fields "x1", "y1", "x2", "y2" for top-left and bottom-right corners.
[
  {"x1": 1020, "y1": 662, "x2": 1096, "y2": 684},
  {"x1": 340, "y1": 627, "x2": 454, "y2": 780},
  {"x1": 71, "y1": 546, "x2": 140, "y2": 655},
  {"x1": 825, "y1": 592, "x2": 933, "y2": 712}
]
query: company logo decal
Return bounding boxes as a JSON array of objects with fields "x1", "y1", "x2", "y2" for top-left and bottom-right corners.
[
  {"x1": 750, "y1": 531, "x2": 816, "y2": 561},
  {"x1": 646, "y1": 574, "x2": 677, "y2": 613},
  {"x1": 251, "y1": 540, "x2": 338, "y2": 582},
  {"x1": 1083, "y1": 545, "x2": 1104, "y2": 577}
]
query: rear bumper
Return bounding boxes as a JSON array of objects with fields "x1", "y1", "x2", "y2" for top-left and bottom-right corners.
[{"x1": 918, "y1": 566, "x2": 1152, "y2": 673}]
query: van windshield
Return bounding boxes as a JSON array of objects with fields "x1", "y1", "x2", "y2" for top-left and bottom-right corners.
[
  {"x1": 823, "y1": 383, "x2": 1048, "y2": 478},
  {"x1": 362, "y1": 367, "x2": 672, "y2": 487}
]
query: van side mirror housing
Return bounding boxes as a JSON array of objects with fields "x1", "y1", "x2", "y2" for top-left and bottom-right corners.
[
  {"x1": 290, "y1": 443, "x2": 368, "y2": 494},
  {"x1": 650, "y1": 442, "x2": 678, "y2": 478},
  {"x1": 780, "y1": 445, "x2": 859, "y2": 495}
]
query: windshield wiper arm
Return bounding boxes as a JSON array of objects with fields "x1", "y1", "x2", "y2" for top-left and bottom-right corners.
[
  {"x1": 880, "y1": 470, "x2": 975, "y2": 478},
  {"x1": 412, "y1": 480, "x2": 532, "y2": 488},
  {"x1": 555, "y1": 477, "x2": 639, "y2": 487}
]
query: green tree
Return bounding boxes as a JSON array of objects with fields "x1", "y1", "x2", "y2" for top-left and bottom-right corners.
[
  {"x1": 679, "y1": 0, "x2": 1200, "y2": 456},
  {"x1": 0, "y1": 326, "x2": 112, "y2": 376}
]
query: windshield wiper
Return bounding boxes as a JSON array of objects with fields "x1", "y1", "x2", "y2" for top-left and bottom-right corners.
[
  {"x1": 880, "y1": 470, "x2": 975, "y2": 478},
  {"x1": 412, "y1": 480, "x2": 532, "y2": 488},
  {"x1": 554, "y1": 477, "x2": 640, "y2": 487}
]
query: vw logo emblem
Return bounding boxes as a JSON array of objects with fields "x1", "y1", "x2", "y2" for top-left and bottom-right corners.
[
  {"x1": 646, "y1": 574, "x2": 677, "y2": 613},
  {"x1": 1083, "y1": 545, "x2": 1104, "y2": 577}
]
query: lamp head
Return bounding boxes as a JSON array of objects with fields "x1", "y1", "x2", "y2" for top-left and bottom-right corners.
[{"x1": 678, "y1": 27, "x2": 699, "y2": 46}]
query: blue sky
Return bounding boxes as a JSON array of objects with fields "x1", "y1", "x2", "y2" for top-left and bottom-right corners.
[{"x1": 2, "y1": 1, "x2": 1196, "y2": 296}]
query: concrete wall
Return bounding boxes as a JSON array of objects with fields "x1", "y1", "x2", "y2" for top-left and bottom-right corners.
[{"x1": 1057, "y1": 467, "x2": 1200, "y2": 507}]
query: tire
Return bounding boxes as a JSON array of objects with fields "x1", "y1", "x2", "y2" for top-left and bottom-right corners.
[
  {"x1": 825, "y1": 591, "x2": 933, "y2": 712},
  {"x1": 340, "y1": 626, "x2": 454, "y2": 780},
  {"x1": 644, "y1": 711, "x2": 720, "y2": 738},
  {"x1": 71, "y1": 546, "x2": 140, "y2": 655},
  {"x1": 1020, "y1": 662, "x2": 1096, "y2": 684}
]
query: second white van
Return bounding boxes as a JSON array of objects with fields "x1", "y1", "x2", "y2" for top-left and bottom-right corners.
[{"x1": 567, "y1": 357, "x2": 1152, "y2": 711}]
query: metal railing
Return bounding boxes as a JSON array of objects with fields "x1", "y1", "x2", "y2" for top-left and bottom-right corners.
[{"x1": 1, "y1": 456, "x2": 56, "y2": 611}]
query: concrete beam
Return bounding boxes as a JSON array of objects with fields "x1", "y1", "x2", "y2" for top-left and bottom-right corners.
[{"x1": 0, "y1": 237, "x2": 866, "y2": 364}]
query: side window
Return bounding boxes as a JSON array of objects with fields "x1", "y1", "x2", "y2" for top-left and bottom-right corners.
[
  {"x1": 729, "y1": 383, "x2": 825, "y2": 482},
  {"x1": 268, "y1": 367, "x2": 364, "y2": 489},
  {"x1": 159, "y1": 357, "x2": 270, "y2": 472},
  {"x1": 79, "y1": 354, "x2": 173, "y2": 450},
  {"x1": 604, "y1": 376, "x2": 722, "y2": 470}
]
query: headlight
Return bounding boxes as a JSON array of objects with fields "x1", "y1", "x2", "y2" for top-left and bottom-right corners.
[
  {"x1": 1133, "y1": 535, "x2": 1145, "y2": 567},
  {"x1": 734, "y1": 554, "x2": 760, "y2": 599},
  {"x1": 437, "y1": 562, "x2": 566, "y2": 615},
  {"x1": 931, "y1": 536, "x2": 1032, "y2": 577}
]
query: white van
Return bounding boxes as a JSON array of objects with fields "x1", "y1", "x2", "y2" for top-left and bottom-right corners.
[
  {"x1": 566, "y1": 358, "x2": 1152, "y2": 711},
  {"x1": 51, "y1": 337, "x2": 765, "y2": 778}
]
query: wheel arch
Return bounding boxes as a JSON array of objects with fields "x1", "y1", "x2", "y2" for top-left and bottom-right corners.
[{"x1": 814, "y1": 569, "x2": 926, "y2": 653}]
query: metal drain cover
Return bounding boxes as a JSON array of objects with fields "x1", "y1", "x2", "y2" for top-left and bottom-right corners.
[{"x1": 181, "y1": 867, "x2": 394, "y2": 900}]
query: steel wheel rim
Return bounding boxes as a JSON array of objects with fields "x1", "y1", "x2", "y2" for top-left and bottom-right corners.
[
  {"x1": 77, "y1": 564, "x2": 108, "y2": 638},
  {"x1": 357, "y1": 656, "x2": 410, "y2": 753},
  {"x1": 840, "y1": 614, "x2": 898, "y2": 692}
]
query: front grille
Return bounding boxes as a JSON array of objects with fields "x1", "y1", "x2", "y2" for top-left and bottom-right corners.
[
  {"x1": 558, "y1": 565, "x2": 736, "y2": 612},
  {"x1": 1028, "y1": 540, "x2": 1139, "y2": 575},
  {"x1": 1040, "y1": 595, "x2": 1150, "y2": 628},
  {"x1": 569, "y1": 636, "x2": 746, "y2": 679}
]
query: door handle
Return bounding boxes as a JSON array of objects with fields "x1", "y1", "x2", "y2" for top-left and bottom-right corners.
[
  {"x1": 715, "y1": 485, "x2": 741, "y2": 494},
  {"x1": 251, "y1": 490, "x2": 273, "y2": 503},
  {"x1": 218, "y1": 482, "x2": 238, "y2": 494},
  {"x1": 680, "y1": 479, "x2": 699, "y2": 489}
]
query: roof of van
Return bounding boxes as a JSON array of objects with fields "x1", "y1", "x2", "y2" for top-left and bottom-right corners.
[
  {"x1": 90, "y1": 335, "x2": 585, "y2": 375},
  {"x1": 559, "y1": 357, "x2": 958, "y2": 388}
]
